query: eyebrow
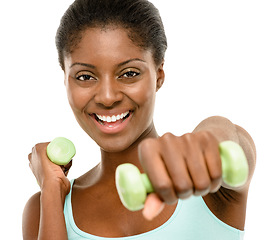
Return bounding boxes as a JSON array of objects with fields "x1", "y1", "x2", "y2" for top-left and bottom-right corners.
[
  {"x1": 117, "y1": 58, "x2": 146, "y2": 67},
  {"x1": 70, "y1": 62, "x2": 96, "y2": 69},
  {"x1": 70, "y1": 58, "x2": 146, "y2": 69}
]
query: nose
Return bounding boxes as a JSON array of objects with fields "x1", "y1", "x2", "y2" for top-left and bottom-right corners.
[{"x1": 94, "y1": 77, "x2": 123, "y2": 107}]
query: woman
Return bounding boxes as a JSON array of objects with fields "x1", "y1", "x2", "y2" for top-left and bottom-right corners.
[{"x1": 23, "y1": 0, "x2": 256, "y2": 239}]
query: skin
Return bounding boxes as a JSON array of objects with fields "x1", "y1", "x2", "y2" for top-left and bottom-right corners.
[{"x1": 23, "y1": 27, "x2": 256, "y2": 239}]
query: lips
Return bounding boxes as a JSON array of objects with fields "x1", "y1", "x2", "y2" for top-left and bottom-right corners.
[{"x1": 90, "y1": 110, "x2": 132, "y2": 134}]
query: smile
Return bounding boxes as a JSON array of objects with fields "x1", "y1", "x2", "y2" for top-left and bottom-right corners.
[
  {"x1": 95, "y1": 111, "x2": 130, "y2": 123},
  {"x1": 90, "y1": 110, "x2": 132, "y2": 134}
]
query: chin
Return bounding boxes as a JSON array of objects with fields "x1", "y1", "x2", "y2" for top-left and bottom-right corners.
[{"x1": 97, "y1": 137, "x2": 136, "y2": 153}]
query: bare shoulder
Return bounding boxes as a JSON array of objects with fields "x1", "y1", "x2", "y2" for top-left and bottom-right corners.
[{"x1": 22, "y1": 192, "x2": 41, "y2": 239}]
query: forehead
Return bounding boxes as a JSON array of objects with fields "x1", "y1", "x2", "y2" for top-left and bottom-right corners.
[{"x1": 64, "y1": 27, "x2": 154, "y2": 68}]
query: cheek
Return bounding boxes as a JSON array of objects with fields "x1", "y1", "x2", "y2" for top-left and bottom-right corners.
[
  {"x1": 66, "y1": 80, "x2": 90, "y2": 112},
  {"x1": 138, "y1": 77, "x2": 156, "y2": 107},
  {"x1": 130, "y1": 77, "x2": 156, "y2": 116}
]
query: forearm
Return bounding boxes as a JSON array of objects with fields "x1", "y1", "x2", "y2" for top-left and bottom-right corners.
[{"x1": 38, "y1": 186, "x2": 68, "y2": 240}]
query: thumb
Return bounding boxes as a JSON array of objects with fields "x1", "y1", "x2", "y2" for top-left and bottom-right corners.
[{"x1": 142, "y1": 193, "x2": 165, "y2": 221}]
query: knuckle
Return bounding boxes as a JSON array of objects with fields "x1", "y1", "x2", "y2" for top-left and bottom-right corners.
[
  {"x1": 154, "y1": 183, "x2": 177, "y2": 205},
  {"x1": 33, "y1": 143, "x2": 42, "y2": 151},
  {"x1": 180, "y1": 133, "x2": 195, "y2": 150},
  {"x1": 33, "y1": 142, "x2": 48, "y2": 153},
  {"x1": 174, "y1": 180, "x2": 193, "y2": 194},
  {"x1": 200, "y1": 131, "x2": 217, "y2": 146},
  {"x1": 198, "y1": 130, "x2": 211, "y2": 139},
  {"x1": 160, "y1": 132, "x2": 178, "y2": 149},
  {"x1": 204, "y1": 130, "x2": 214, "y2": 139},
  {"x1": 195, "y1": 179, "x2": 211, "y2": 192},
  {"x1": 210, "y1": 170, "x2": 222, "y2": 181},
  {"x1": 154, "y1": 181, "x2": 173, "y2": 195},
  {"x1": 210, "y1": 179, "x2": 222, "y2": 193},
  {"x1": 161, "y1": 132, "x2": 175, "y2": 141},
  {"x1": 181, "y1": 133, "x2": 192, "y2": 142}
]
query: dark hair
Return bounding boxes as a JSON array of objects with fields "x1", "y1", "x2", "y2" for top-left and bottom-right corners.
[{"x1": 56, "y1": 0, "x2": 167, "y2": 70}]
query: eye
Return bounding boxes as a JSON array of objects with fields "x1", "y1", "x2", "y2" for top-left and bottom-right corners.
[
  {"x1": 76, "y1": 71, "x2": 96, "y2": 81},
  {"x1": 119, "y1": 70, "x2": 140, "y2": 79}
]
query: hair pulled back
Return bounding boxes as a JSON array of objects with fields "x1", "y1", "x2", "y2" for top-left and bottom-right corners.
[{"x1": 56, "y1": 0, "x2": 167, "y2": 70}]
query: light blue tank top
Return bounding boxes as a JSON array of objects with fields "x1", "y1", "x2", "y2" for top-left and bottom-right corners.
[{"x1": 64, "y1": 179, "x2": 244, "y2": 240}]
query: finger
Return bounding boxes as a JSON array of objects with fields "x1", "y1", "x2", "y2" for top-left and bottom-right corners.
[
  {"x1": 142, "y1": 193, "x2": 165, "y2": 221},
  {"x1": 203, "y1": 141, "x2": 222, "y2": 192},
  {"x1": 30, "y1": 142, "x2": 49, "y2": 160},
  {"x1": 159, "y1": 133, "x2": 193, "y2": 199},
  {"x1": 184, "y1": 137, "x2": 211, "y2": 196},
  {"x1": 138, "y1": 138, "x2": 177, "y2": 204},
  {"x1": 60, "y1": 160, "x2": 73, "y2": 176},
  {"x1": 61, "y1": 176, "x2": 71, "y2": 194},
  {"x1": 60, "y1": 166, "x2": 68, "y2": 176},
  {"x1": 64, "y1": 160, "x2": 72, "y2": 170}
]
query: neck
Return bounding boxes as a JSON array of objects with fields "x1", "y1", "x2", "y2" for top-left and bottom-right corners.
[{"x1": 99, "y1": 123, "x2": 158, "y2": 175}]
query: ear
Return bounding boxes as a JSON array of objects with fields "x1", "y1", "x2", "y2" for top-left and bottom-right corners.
[{"x1": 156, "y1": 61, "x2": 165, "y2": 92}]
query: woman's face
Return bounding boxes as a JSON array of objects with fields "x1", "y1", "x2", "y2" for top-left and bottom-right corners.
[{"x1": 64, "y1": 27, "x2": 164, "y2": 152}]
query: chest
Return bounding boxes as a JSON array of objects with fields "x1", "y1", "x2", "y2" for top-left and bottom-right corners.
[{"x1": 70, "y1": 186, "x2": 177, "y2": 238}]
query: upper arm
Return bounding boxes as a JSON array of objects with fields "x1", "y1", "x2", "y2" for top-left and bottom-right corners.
[{"x1": 22, "y1": 192, "x2": 41, "y2": 240}]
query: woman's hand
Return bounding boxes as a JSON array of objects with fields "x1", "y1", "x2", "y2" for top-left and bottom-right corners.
[
  {"x1": 138, "y1": 131, "x2": 222, "y2": 220},
  {"x1": 28, "y1": 142, "x2": 72, "y2": 197},
  {"x1": 24, "y1": 142, "x2": 72, "y2": 239}
]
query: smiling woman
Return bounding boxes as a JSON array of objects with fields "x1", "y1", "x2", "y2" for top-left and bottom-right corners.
[
  {"x1": 64, "y1": 27, "x2": 164, "y2": 152},
  {"x1": 22, "y1": 0, "x2": 257, "y2": 240}
]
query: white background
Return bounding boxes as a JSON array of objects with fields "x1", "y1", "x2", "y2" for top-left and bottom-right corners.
[{"x1": 1, "y1": 0, "x2": 267, "y2": 239}]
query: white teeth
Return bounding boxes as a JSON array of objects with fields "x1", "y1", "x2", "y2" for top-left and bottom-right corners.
[
  {"x1": 107, "y1": 116, "x2": 112, "y2": 122},
  {"x1": 96, "y1": 111, "x2": 129, "y2": 122}
]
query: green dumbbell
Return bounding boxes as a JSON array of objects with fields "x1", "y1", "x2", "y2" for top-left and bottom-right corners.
[
  {"x1": 115, "y1": 141, "x2": 249, "y2": 211},
  {"x1": 47, "y1": 137, "x2": 76, "y2": 165}
]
